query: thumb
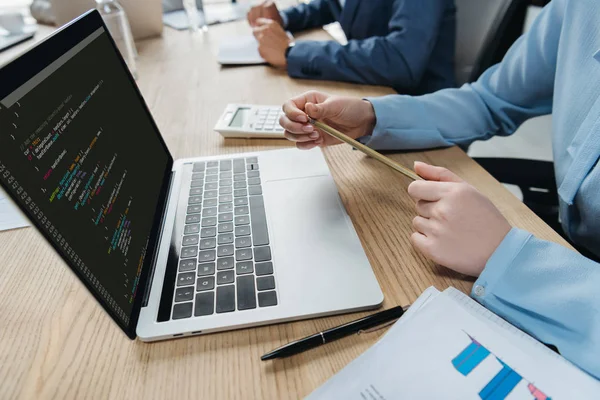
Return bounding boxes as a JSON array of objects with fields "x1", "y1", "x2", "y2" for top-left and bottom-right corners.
[
  {"x1": 305, "y1": 102, "x2": 335, "y2": 121},
  {"x1": 414, "y1": 161, "x2": 463, "y2": 182}
]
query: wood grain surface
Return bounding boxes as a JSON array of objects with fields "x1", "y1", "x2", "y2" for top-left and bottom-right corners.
[{"x1": 0, "y1": 15, "x2": 570, "y2": 400}]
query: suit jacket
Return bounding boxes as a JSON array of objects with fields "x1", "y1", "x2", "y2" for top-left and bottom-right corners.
[{"x1": 282, "y1": 0, "x2": 456, "y2": 94}]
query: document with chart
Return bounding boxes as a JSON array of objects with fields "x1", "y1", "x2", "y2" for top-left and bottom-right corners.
[{"x1": 308, "y1": 287, "x2": 600, "y2": 399}]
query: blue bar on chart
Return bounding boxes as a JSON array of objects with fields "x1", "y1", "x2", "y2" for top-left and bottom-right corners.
[
  {"x1": 451, "y1": 333, "x2": 551, "y2": 400},
  {"x1": 452, "y1": 336, "x2": 491, "y2": 375},
  {"x1": 479, "y1": 361, "x2": 522, "y2": 400}
]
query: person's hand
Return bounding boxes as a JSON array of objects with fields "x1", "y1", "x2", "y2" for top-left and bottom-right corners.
[
  {"x1": 280, "y1": 91, "x2": 376, "y2": 150},
  {"x1": 252, "y1": 18, "x2": 290, "y2": 68},
  {"x1": 247, "y1": 1, "x2": 283, "y2": 27},
  {"x1": 408, "y1": 162, "x2": 512, "y2": 277}
]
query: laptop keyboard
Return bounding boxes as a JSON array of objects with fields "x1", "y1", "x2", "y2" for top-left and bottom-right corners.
[{"x1": 171, "y1": 157, "x2": 278, "y2": 320}]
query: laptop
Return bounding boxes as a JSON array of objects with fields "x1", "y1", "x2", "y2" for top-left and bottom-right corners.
[
  {"x1": 0, "y1": 10, "x2": 383, "y2": 341},
  {"x1": 163, "y1": 2, "x2": 251, "y2": 30},
  {"x1": 0, "y1": 30, "x2": 35, "y2": 54}
]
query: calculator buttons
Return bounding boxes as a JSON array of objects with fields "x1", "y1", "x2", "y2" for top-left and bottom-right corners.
[{"x1": 217, "y1": 105, "x2": 287, "y2": 136}]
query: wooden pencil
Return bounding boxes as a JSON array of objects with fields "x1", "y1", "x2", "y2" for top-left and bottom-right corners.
[{"x1": 308, "y1": 118, "x2": 422, "y2": 181}]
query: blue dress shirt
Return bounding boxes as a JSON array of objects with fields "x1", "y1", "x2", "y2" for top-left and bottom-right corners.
[
  {"x1": 365, "y1": 0, "x2": 600, "y2": 379},
  {"x1": 280, "y1": 0, "x2": 456, "y2": 94}
]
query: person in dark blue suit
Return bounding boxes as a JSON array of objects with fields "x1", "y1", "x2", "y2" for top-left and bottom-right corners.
[{"x1": 248, "y1": 0, "x2": 456, "y2": 94}]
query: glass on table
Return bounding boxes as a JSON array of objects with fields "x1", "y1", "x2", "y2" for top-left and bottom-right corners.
[
  {"x1": 183, "y1": 0, "x2": 208, "y2": 33},
  {"x1": 95, "y1": 0, "x2": 138, "y2": 79}
]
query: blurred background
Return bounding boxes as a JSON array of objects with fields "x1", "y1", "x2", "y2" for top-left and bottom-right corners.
[{"x1": 0, "y1": 0, "x2": 553, "y2": 200}]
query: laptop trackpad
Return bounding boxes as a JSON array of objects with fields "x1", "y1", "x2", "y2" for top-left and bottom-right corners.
[{"x1": 264, "y1": 175, "x2": 371, "y2": 310}]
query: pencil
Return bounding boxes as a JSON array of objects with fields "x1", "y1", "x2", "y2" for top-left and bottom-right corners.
[{"x1": 307, "y1": 117, "x2": 421, "y2": 181}]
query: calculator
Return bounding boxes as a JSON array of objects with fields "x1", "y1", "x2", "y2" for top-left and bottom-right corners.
[{"x1": 214, "y1": 104, "x2": 286, "y2": 138}]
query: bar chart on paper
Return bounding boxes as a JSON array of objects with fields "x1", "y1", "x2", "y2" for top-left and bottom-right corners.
[
  {"x1": 307, "y1": 287, "x2": 600, "y2": 400},
  {"x1": 452, "y1": 332, "x2": 551, "y2": 400}
]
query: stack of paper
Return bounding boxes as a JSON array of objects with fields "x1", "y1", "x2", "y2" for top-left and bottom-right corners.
[
  {"x1": 0, "y1": 186, "x2": 29, "y2": 231},
  {"x1": 308, "y1": 287, "x2": 600, "y2": 399},
  {"x1": 217, "y1": 35, "x2": 266, "y2": 65}
]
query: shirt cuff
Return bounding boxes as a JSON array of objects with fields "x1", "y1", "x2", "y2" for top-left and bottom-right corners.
[
  {"x1": 280, "y1": 12, "x2": 289, "y2": 29},
  {"x1": 471, "y1": 228, "x2": 532, "y2": 302},
  {"x1": 361, "y1": 95, "x2": 439, "y2": 150}
]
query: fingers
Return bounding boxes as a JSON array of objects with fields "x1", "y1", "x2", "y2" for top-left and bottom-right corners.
[
  {"x1": 282, "y1": 91, "x2": 329, "y2": 125},
  {"x1": 284, "y1": 130, "x2": 320, "y2": 143},
  {"x1": 247, "y1": 8, "x2": 256, "y2": 26},
  {"x1": 252, "y1": 23, "x2": 269, "y2": 36},
  {"x1": 289, "y1": 91, "x2": 330, "y2": 113},
  {"x1": 281, "y1": 102, "x2": 307, "y2": 125},
  {"x1": 412, "y1": 216, "x2": 434, "y2": 236},
  {"x1": 279, "y1": 115, "x2": 312, "y2": 133},
  {"x1": 410, "y1": 232, "x2": 433, "y2": 257},
  {"x1": 296, "y1": 139, "x2": 322, "y2": 150},
  {"x1": 255, "y1": 17, "x2": 274, "y2": 27},
  {"x1": 414, "y1": 161, "x2": 463, "y2": 183},
  {"x1": 305, "y1": 102, "x2": 327, "y2": 120},
  {"x1": 247, "y1": 6, "x2": 262, "y2": 26},
  {"x1": 305, "y1": 102, "x2": 322, "y2": 120},
  {"x1": 305, "y1": 100, "x2": 340, "y2": 122},
  {"x1": 251, "y1": 19, "x2": 274, "y2": 39},
  {"x1": 407, "y1": 180, "x2": 451, "y2": 202},
  {"x1": 415, "y1": 200, "x2": 435, "y2": 218},
  {"x1": 281, "y1": 91, "x2": 332, "y2": 147}
]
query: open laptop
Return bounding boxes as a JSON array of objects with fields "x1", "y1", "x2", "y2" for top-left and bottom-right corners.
[
  {"x1": 0, "y1": 10, "x2": 383, "y2": 341},
  {"x1": 163, "y1": 1, "x2": 251, "y2": 30}
]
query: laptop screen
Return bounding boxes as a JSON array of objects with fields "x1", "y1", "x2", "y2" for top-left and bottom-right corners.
[{"x1": 0, "y1": 12, "x2": 173, "y2": 338}]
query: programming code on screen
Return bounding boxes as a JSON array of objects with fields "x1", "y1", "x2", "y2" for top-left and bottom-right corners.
[{"x1": 0, "y1": 28, "x2": 169, "y2": 325}]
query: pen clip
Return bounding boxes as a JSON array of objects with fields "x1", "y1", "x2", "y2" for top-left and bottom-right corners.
[{"x1": 357, "y1": 305, "x2": 409, "y2": 335}]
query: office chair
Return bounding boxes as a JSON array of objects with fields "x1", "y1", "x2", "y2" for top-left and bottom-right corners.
[
  {"x1": 454, "y1": 0, "x2": 527, "y2": 85},
  {"x1": 455, "y1": 1, "x2": 565, "y2": 242}
]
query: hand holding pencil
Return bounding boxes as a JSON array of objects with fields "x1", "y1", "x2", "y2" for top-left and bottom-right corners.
[
  {"x1": 280, "y1": 90, "x2": 514, "y2": 280},
  {"x1": 280, "y1": 91, "x2": 376, "y2": 149},
  {"x1": 280, "y1": 90, "x2": 420, "y2": 180}
]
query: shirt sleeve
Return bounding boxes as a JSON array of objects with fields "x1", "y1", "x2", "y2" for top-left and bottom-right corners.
[
  {"x1": 362, "y1": 0, "x2": 563, "y2": 150},
  {"x1": 280, "y1": 0, "x2": 336, "y2": 33},
  {"x1": 287, "y1": 0, "x2": 449, "y2": 91},
  {"x1": 471, "y1": 228, "x2": 600, "y2": 379}
]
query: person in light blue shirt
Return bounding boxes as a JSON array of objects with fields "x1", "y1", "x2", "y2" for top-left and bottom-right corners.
[
  {"x1": 246, "y1": 0, "x2": 456, "y2": 94},
  {"x1": 279, "y1": 0, "x2": 600, "y2": 379}
]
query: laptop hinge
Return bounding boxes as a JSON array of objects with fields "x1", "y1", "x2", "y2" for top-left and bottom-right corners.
[{"x1": 142, "y1": 170, "x2": 176, "y2": 307}]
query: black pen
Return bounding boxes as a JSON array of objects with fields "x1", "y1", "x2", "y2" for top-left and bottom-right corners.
[{"x1": 261, "y1": 306, "x2": 406, "y2": 361}]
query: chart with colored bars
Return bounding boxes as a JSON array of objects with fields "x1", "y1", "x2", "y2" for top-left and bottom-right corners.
[{"x1": 452, "y1": 333, "x2": 551, "y2": 400}]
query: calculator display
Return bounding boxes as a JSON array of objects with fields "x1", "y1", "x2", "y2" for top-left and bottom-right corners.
[{"x1": 230, "y1": 107, "x2": 251, "y2": 127}]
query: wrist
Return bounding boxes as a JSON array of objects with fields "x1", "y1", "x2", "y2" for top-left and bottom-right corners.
[
  {"x1": 284, "y1": 41, "x2": 295, "y2": 59},
  {"x1": 362, "y1": 100, "x2": 377, "y2": 136}
]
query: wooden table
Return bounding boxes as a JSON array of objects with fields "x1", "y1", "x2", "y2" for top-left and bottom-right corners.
[{"x1": 0, "y1": 18, "x2": 570, "y2": 400}]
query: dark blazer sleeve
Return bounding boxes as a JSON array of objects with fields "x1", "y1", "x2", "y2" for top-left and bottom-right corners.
[
  {"x1": 286, "y1": 0, "x2": 448, "y2": 91},
  {"x1": 281, "y1": 0, "x2": 337, "y2": 33}
]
